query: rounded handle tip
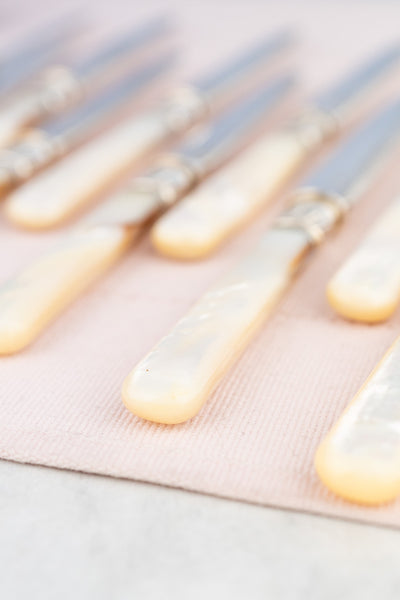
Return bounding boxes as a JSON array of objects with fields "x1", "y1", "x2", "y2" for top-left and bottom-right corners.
[
  {"x1": 315, "y1": 440, "x2": 400, "y2": 505},
  {"x1": 122, "y1": 372, "x2": 203, "y2": 425}
]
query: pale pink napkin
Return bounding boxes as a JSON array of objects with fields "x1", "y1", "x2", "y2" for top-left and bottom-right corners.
[{"x1": 2, "y1": 0, "x2": 400, "y2": 527}]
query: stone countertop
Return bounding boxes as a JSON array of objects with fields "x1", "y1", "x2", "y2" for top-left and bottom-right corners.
[{"x1": 1, "y1": 459, "x2": 399, "y2": 599}]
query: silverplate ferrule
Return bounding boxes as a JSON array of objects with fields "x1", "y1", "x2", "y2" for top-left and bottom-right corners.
[
  {"x1": 34, "y1": 66, "x2": 83, "y2": 115},
  {"x1": 160, "y1": 85, "x2": 210, "y2": 134},
  {"x1": 0, "y1": 131, "x2": 67, "y2": 190},
  {"x1": 130, "y1": 154, "x2": 199, "y2": 207},
  {"x1": 287, "y1": 108, "x2": 339, "y2": 151},
  {"x1": 86, "y1": 156, "x2": 198, "y2": 229},
  {"x1": 273, "y1": 188, "x2": 350, "y2": 245}
]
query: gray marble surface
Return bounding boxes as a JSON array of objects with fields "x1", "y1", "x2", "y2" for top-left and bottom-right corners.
[{"x1": 0, "y1": 459, "x2": 399, "y2": 600}]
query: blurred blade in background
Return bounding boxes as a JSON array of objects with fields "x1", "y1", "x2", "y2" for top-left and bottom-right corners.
[
  {"x1": 70, "y1": 15, "x2": 173, "y2": 85},
  {"x1": 193, "y1": 29, "x2": 295, "y2": 105},
  {"x1": 0, "y1": 16, "x2": 76, "y2": 97},
  {"x1": 0, "y1": 15, "x2": 172, "y2": 147},
  {"x1": 0, "y1": 52, "x2": 176, "y2": 193}
]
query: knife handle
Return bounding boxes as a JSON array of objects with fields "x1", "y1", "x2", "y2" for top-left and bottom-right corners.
[
  {"x1": 0, "y1": 129, "x2": 66, "y2": 195},
  {"x1": 4, "y1": 110, "x2": 173, "y2": 229},
  {"x1": 122, "y1": 228, "x2": 310, "y2": 424},
  {"x1": 315, "y1": 336, "x2": 400, "y2": 505},
  {"x1": 0, "y1": 225, "x2": 132, "y2": 354},
  {"x1": 327, "y1": 197, "x2": 400, "y2": 323},
  {"x1": 150, "y1": 131, "x2": 311, "y2": 259},
  {"x1": 0, "y1": 67, "x2": 80, "y2": 147}
]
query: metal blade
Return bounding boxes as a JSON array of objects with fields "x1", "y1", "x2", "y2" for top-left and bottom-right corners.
[
  {"x1": 176, "y1": 74, "x2": 295, "y2": 168},
  {"x1": 314, "y1": 44, "x2": 400, "y2": 118},
  {"x1": 193, "y1": 30, "x2": 294, "y2": 103},
  {"x1": 43, "y1": 53, "x2": 176, "y2": 140},
  {"x1": 0, "y1": 17, "x2": 75, "y2": 95},
  {"x1": 74, "y1": 16, "x2": 171, "y2": 81},
  {"x1": 302, "y1": 99, "x2": 400, "y2": 200}
]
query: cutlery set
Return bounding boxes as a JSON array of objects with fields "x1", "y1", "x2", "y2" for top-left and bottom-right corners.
[{"x1": 2, "y1": 16, "x2": 400, "y2": 507}]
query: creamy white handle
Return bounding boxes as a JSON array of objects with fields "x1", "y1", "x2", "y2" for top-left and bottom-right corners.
[
  {"x1": 122, "y1": 228, "x2": 310, "y2": 424},
  {"x1": 0, "y1": 225, "x2": 132, "y2": 354},
  {"x1": 5, "y1": 110, "x2": 171, "y2": 229},
  {"x1": 327, "y1": 197, "x2": 400, "y2": 323},
  {"x1": 315, "y1": 336, "x2": 400, "y2": 505},
  {"x1": 151, "y1": 132, "x2": 307, "y2": 259}
]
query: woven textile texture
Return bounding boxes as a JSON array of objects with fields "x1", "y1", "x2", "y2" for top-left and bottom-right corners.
[{"x1": 2, "y1": 0, "x2": 400, "y2": 527}]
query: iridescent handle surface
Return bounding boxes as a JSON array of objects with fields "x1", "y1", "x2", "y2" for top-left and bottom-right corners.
[
  {"x1": 0, "y1": 225, "x2": 132, "y2": 354},
  {"x1": 150, "y1": 131, "x2": 309, "y2": 259},
  {"x1": 4, "y1": 110, "x2": 172, "y2": 229},
  {"x1": 315, "y1": 336, "x2": 400, "y2": 505},
  {"x1": 122, "y1": 228, "x2": 310, "y2": 424},
  {"x1": 327, "y1": 197, "x2": 400, "y2": 323}
]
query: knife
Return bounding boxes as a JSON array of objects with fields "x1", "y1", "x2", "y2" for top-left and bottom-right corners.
[
  {"x1": 4, "y1": 30, "x2": 294, "y2": 229},
  {"x1": 315, "y1": 333, "x2": 400, "y2": 505},
  {"x1": 0, "y1": 17, "x2": 75, "y2": 97},
  {"x1": 121, "y1": 99, "x2": 400, "y2": 424},
  {"x1": 327, "y1": 196, "x2": 400, "y2": 323},
  {"x1": 0, "y1": 53, "x2": 175, "y2": 195},
  {"x1": 150, "y1": 44, "x2": 400, "y2": 259},
  {"x1": 0, "y1": 16, "x2": 171, "y2": 147},
  {"x1": 0, "y1": 75, "x2": 294, "y2": 355}
]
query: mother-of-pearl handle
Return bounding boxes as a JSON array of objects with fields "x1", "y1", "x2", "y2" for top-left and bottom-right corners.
[
  {"x1": 122, "y1": 228, "x2": 310, "y2": 424},
  {"x1": 327, "y1": 197, "x2": 400, "y2": 323},
  {"x1": 4, "y1": 109, "x2": 172, "y2": 230},
  {"x1": 0, "y1": 225, "x2": 133, "y2": 354},
  {"x1": 315, "y1": 336, "x2": 400, "y2": 505},
  {"x1": 150, "y1": 132, "x2": 307, "y2": 259}
]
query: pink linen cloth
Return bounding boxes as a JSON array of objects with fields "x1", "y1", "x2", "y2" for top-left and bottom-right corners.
[{"x1": 2, "y1": 0, "x2": 400, "y2": 527}]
